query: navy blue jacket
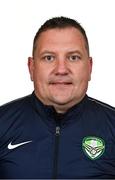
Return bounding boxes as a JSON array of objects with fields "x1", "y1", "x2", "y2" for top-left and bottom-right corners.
[{"x1": 0, "y1": 92, "x2": 115, "y2": 179}]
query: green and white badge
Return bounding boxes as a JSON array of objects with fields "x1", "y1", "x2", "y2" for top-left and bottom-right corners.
[{"x1": 82, "y1": 136, "x2": 105, "y2": 160}]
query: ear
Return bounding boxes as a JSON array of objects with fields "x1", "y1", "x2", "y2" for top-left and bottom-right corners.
[
  {"x1": 88, "y1": 57, "x2": 93, "y2": 81},
  {"x1": 28, "y1": 57, "x2": 34, "y2": 81}
]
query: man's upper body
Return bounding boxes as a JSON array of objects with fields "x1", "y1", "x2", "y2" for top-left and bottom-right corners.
[
  {"x1": 0, "y1": 92, "x2": 115, "y2": 179},
  {"x1": 0, "y1": 16, "x2": 115, "y2": 178}
]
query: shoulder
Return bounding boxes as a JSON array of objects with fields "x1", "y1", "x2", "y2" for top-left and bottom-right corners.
[
  {"x1": 0, "y1": 94, "x2": 33, "y2": 137},
  {"x1": 87, "y1": 96, "x2": 115, "y2": 111},
  {"x1": 0, "y1": 94, "x2": 32, "y2": 108},
  {"x1": 0, "y1": 94, "x2": 32, "y2": 120},
  {"x1": 86, "y1": 96, "x2": 115, "y2": 119}
]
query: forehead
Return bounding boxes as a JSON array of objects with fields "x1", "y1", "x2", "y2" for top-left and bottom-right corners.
[{"x1": 34, "y1": 27, "x2": 87, "y2": 54}]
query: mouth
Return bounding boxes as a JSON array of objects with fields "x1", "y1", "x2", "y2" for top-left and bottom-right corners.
[
  {"x1": 50, "y1": 82, "x2": 72, "y2": 85},
  {"x1": 49, "y1": 82, "x2": 73, "y2": 90}
]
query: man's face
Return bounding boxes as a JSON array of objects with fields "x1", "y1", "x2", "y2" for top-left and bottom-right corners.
[{"x1": 28, "y1": 27, "x2": 92, "y2": 112}]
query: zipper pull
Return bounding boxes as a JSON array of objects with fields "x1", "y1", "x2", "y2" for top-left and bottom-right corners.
[{"x1": 55, "y1": 126, "x2": 60, "y2": 136}]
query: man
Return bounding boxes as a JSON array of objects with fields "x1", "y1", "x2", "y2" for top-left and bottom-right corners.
[{"x1": 0, "y1": 16, "x2": 115, "y2": 179}]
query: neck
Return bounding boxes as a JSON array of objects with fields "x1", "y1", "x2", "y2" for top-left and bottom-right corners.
[
  {"x1": 34, "y1": 91, "x2": 85, "y2": 114},
  {"x1": 53, "y1": 98, "x2": 85, "y2": 113}
]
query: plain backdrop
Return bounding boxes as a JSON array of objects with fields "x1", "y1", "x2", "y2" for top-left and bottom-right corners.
[{"x1": 0, "y1": 0, "x2": 115, "y2": 106}]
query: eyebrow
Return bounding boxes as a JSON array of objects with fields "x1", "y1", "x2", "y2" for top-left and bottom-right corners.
[
  {"x1": 67, "y1": 50, "x2": 82, "y2": 56},
  {"x1": 39, "y1": 51, "x2": 55, "y2": 56},
  {"x1": 39, "y1": 50, "x2": 82, "y2": 56}
]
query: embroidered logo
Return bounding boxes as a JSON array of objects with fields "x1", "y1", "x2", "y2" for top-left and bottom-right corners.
[
  {"x1": 8, "y1": 141, "x2": 32, "y2": 150},
  {"x1": 82, "y1": 136, "x2": 105, "y2": 160}
]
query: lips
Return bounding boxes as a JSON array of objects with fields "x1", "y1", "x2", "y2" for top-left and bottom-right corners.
[{"x1": 50, "y1": 82, "x2": 72, "y2": 85}]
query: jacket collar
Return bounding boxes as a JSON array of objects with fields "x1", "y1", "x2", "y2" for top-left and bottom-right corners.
[{"x1": 30, "y1": 91, "x2": 88, "y2": 127}]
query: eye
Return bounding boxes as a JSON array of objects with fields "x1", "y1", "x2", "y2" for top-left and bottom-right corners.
[
  {"x1": 68, "y1": 55, "x2": 81, "y2": 61},
  {"x1": 43, "y1": 55, "x2": 55, "y2": 62}
]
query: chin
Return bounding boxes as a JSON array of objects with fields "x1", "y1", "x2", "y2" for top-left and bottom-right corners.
[{"x1": 51, "y1": 96, "x2": 72, "y2": 105}]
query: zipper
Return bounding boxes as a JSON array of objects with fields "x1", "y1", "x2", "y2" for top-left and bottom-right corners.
[{"x1": 52, "y1": 126, "x2": 60, "y2": 179}]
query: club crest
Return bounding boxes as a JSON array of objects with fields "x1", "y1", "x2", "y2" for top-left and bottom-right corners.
[{"x1": 82, "y1": 136, "x2": 105, "y2": 160}]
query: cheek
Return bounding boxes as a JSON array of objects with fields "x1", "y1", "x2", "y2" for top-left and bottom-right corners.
[
  {"x1": 74, "y1": 64, "x2": 90, "y2": 82},
  {"x1": 33, "y1": 66, "x2": 49, "y2": 85}
]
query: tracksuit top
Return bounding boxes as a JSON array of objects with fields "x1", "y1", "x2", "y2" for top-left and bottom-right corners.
[{"x1": 0, "y1": 92, "x2": 115, "y2": 179}]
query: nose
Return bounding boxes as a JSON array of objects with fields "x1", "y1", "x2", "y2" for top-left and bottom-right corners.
[{"x1": 54, "y1": 59, "x2": 69, "y2": 75}]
